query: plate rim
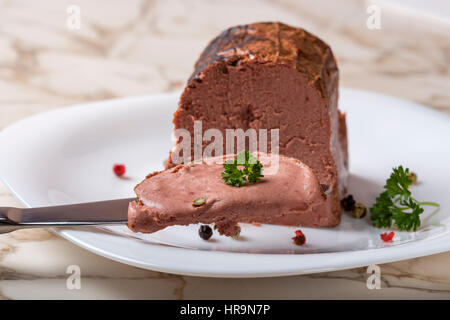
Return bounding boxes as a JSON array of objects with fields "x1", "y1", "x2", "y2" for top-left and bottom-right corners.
[{"x1": 54, "y1": 227, "x2": 450, "y2": 278}]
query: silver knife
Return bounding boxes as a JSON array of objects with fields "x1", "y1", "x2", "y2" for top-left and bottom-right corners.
[{"x1": 0, "y1": 198, "x2": 135, "y2": 234}]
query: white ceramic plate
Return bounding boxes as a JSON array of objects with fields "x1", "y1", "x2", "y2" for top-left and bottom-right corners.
[{"x1": 0, "y1": 88, "x2": 449, "y2": 277}]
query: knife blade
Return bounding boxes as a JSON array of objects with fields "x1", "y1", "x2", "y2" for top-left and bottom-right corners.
[{"x1": 0, "y1": 198, "x2": 135, "y2": 233}]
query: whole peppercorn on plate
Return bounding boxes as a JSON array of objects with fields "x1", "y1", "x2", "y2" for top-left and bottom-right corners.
[{"x1": 0, "y1": 88, "x2": 449, "y2": 277}]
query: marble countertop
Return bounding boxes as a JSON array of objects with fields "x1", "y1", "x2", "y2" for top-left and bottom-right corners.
[{"x1": 0, "y1": 0, "x2": 449, "y2": 299}]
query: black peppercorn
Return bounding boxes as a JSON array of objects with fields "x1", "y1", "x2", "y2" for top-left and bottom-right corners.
[
  {"x1": 198, "y1": 225, "x2": 213, "y2": 240},
  {"x1": 341, "y1": 194, "x2": 356, "y2": 211}
]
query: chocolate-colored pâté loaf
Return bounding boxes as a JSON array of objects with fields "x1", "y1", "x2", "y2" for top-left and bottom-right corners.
[
  {"x1": 129, "y1": 154, "x2": 338, "y2": 236},
  {"x1": 165, "y1": 22, "x2": 348, "y2": 227}
]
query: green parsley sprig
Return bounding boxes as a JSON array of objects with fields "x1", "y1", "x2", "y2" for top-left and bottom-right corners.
[
  {"x1": 370, "y1": 166, "x2": 439, "y2": 231},
  {"x1": 221, "y1": 151, "x2": 263, "y2": 187}
]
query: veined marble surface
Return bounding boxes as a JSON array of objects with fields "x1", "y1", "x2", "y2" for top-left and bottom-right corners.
[{"x1": 0, "y1": 0, "x2": 449, "y2": 299}]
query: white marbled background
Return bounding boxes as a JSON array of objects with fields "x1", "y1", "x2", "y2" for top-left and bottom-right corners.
[{"x1": 0, "y1": 0, "x2": 449, "y2": 299}]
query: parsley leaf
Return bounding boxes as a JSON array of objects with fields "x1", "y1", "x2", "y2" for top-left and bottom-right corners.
[
  {"x1": 370, "y1": 166, "x2": 439, "y2": 231},
  {"x1": 221, "y1": 151, "x2": 263, "y2": 187}
]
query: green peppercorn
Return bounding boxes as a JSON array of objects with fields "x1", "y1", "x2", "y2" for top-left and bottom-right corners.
[
  {"x1": 231, "y1": 226, "x2": 241, "y2": 239},
  {"x1": 408, "y1": 172, "x2": 417, "y2": 185},
  {"x1": 193, "y1": 196, "x2": 207, "y2": 207},
  {"x1": 352, "y1": 202, "x2": 367, "y2": 219}
]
